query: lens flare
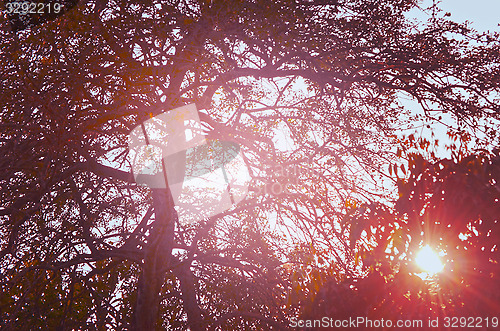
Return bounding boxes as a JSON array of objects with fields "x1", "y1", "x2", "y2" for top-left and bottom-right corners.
[{"x1": 415, "y1": 245, "x2": 444, "y2": 276}]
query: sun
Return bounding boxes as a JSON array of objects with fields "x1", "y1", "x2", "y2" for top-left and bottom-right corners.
[{"x1": 415, "y1": 245, "x2": 444, "y2": 277}]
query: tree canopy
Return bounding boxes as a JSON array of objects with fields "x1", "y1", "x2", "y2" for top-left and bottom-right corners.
[{"x1": 0, "y1": 0, "x2": 499, "y2": 330}]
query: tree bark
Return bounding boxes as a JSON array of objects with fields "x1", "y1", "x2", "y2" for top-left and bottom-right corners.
[
  {"x1": 173, "y1": 262, "x2": 204, "y2": 330},
  {"x1": 133, "y1": 189, "x2": 175, "y2": 330}
]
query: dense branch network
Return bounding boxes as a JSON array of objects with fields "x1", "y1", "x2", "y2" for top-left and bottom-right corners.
[{"x1": 0, "y1": 0, "x2": 499, "y2": 329}]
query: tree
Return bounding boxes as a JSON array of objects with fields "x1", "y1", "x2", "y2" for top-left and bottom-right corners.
[
  {"x1": 1, "y1": 0, "x2": 499, "y2": 329},
  {"x1": 302, "y1": 144, "x2": 500, "y2": 328}
]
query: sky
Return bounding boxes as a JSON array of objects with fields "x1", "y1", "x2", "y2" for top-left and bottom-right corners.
[
  {"x1": 411, "y1": 0, "x2": 500, "y2": 32},
  {"x1": 438, "y1": 0, "x2": 500, "y2": 32}
]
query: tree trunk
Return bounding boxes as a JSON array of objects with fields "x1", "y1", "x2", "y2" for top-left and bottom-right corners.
[
  {"x1": 133, "y1": 189, "x2": 175, "y2": 330},
  {"x1": 173, "y1": 263, "x2": 204, "y2": 330}
]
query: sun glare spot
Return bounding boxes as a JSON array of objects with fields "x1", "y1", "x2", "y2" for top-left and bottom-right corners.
[{"x1": 415, "y1": 245, "x2": 444, "y2": 278}]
